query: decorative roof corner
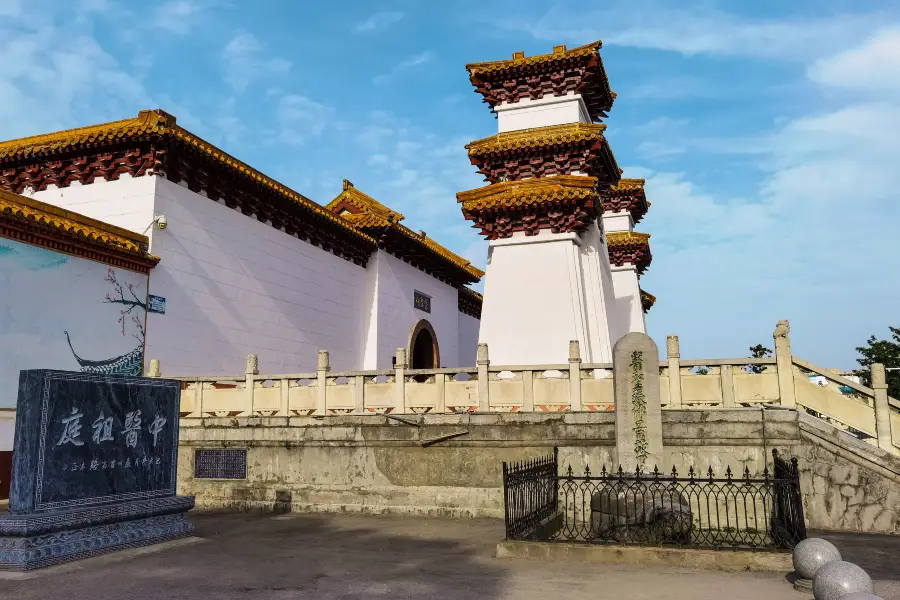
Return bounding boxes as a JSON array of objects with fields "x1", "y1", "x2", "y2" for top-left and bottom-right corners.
[
  {"x1": 640, "y1": 289, "x2": 656, "y2": 313},
  {"x1": 326, "y1": 182, "x2": 484, "y2": 284},
  {"x1": 606, "y1": 231, "x2": 652, "y2": 274}
]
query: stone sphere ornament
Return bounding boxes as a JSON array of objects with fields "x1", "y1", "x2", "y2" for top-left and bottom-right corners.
[
  {"x1": 838, "y1": 593, "x2": 883, "y2": 600},
  {"x1": 793, "y1": 538, "x2": 842, "y2": 579},
  {"x1": 813, "y1": 561, "x2": 874, "y2": 600}
]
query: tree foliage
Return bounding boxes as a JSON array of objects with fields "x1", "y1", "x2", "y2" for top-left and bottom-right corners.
[
  {"x1": 749, "y1": 344, "x2": 773, "y2": 374},
  {"x1": 854, "y1": 326, "x2": 900, "y2": 399}
]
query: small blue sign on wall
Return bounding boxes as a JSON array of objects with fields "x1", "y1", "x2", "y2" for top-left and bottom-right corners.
[{"x1": 148, "y1": 295, "x2": 166, "y2": 314}]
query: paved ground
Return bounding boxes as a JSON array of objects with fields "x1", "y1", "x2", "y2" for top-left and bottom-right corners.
[{"x1": 1, "y1": 512, "x2": 898, "y2": 600}]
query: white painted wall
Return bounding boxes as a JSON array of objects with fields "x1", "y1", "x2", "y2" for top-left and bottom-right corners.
[
  {"x1": 601, "y1": 211, "x2": 633, "y2": 234},
  {"x1": 29, "y1": 175, "x2": 157, "y2": 236},
  {"x1": 0, "y1": 237, "x2": 149, "y2": 407},
  {"x1": 146, "y1": 178, "x2": 368, "y2": 375},
  {"x1": 365, "y1": 250, "x2": 460, "y2": 369},
  {"x1": 610, "y1": 264, "x2": 646, "y2": 335},
  {"x1": 458, "y1": 311, "x2": 481, "y2": 367},
  {"x1": 479, "y1": 229, "x2": 617, "y2": 365},
  {"x1": 495, "y1": 93, "x2": 591, "y2": 132}
]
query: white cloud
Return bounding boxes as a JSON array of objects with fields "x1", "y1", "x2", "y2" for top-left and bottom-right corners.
[
  {"x1": 0, "y1": 0, "x2": 22, "y2": 17},
  {"x1": 154, "y1": 0, "x2": 213, "y2": 34},
  {"x1": 222, "y1": 32, "x2": 291, "y2": 92},
  {"x1": 490, "y1": 1, "x2": 886, "y2": 61},
  {"x1": 354, "y1": 11, "x2": 405, "y2": 33},
  {"x1": 373, "y1": 51, "x2": 433, "y2": 85},
  {"x1": 807, "y1": 26, "x2": 900, "y2": 93},
  {"x1": 0, "y1": 20, "x2": 148, "y2": 140},
  {"x1": 638, "y1": 59, "x2": 900, "y2": 365},
  {"x1": 274, "y1": 94, "x2": 334, "y2": 145}
]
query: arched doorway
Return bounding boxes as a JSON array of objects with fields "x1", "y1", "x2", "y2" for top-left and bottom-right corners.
[{"x1": 408, "y1": 319, "x2": 440, "y2": 371}]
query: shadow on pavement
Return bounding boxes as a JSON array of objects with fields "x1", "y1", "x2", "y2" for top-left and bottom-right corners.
[
  {"x1": 0, "y1": 511, "x2": 509, "y2": 600},
  {"x1": 815, "y1": 530, "x2": 900, "y2": 581}
]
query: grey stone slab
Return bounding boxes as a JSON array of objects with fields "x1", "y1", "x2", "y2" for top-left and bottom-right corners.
[
  {"x1": 1, "y1": 370, "x2": 193, "y2": 571},
  {"x1": 613, "y1": 333, "x2": 663, "y2": 470}
]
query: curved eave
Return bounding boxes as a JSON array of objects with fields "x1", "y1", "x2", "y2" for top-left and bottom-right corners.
[
  {"x1": 0, "y1": 189, "x2": 159, "y2": 273},
  {"x1": 457, "y1": 175, "x2": 599, "y2": 213},
  {"x1": 606, "y1": 231, "x2": 652, "y2": 275}
]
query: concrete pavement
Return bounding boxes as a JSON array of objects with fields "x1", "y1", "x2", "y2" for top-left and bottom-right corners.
[{"x1": 0, "y1": 512, "x2": 897, "y2": 599}]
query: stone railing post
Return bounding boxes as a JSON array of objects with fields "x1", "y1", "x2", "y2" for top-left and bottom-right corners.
[
  {"x1": 279, "y1": 378, "x2": 290, "y2": 417},
  {"x1": 316, "y1": 350, "x2": 329, "y2": 416},
  {"x1": 434, "y1": 372, "x2": 446, "y2": 413},
  {"x1": 147, "y1": 359, "x2": 161, "y2": 378},
  {"x1": 568, "y1": 340, "x2": 583, "y2": 411},
  {"x1": 353, "y1": 375, "x2": 365, "y2": 415},
  {"x1": 245, "y1": 354, "x2": 258, "y2": 416},
  {"x1": 394, "y1": 348, "x2": 407, "y2": 414},
  {"x1": 666, "y1": 335, "x2": 683, "y2": 408},
  {"x1": 773, "y1": 320, "x2": 796, "y2": 408},
  {"x1": 477, "y1": 343, "x2": 490, "y2": 412},
  {"x1": 872, "y1": 363, "x2": 893, "y2": 451}
]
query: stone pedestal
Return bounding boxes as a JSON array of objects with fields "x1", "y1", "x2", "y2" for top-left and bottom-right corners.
[
  {"x1": 0, "y1": 370, "x2": 194, "y2": 571},
  {"x1": 613, "y1": 333, "x2": 663, "y2": 470}
]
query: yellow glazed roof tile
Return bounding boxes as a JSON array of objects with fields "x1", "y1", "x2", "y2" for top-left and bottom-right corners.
[
  {"x1": 465, "y1": 123, "x2": 608, "y2": 157},
  {"x1": 0, "y1": 110, "x2": 377, "y2": 247},
  {"x1": 456, "y1": 175, "x2": 599, "y2": 212}
]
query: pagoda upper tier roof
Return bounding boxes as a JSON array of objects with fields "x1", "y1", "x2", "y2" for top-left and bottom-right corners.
[
  {"x1": 606, "y1": 178, "x2": 650, "y2": 224},
  {"x1": 465, "y1": 41, "x2": 616, "y2": 121},
  {"x1": 326, "y1": 180, "x2": 484, "y2": 285},
  {"x1": 0, "y1": 188, "x2": 159, "y2": 273},
  {"x1": 465, "y1": 122, "x2": 620, "y2": 185},
  {"x1": 457, "y1": 175, "x2": 598, "y2": 212},
  {"x1": 606, "y1": 231, "x2": 652, "y2": 275},
  {"x1": 0, "y1": 109, "x2": 378, "y2": 266}
]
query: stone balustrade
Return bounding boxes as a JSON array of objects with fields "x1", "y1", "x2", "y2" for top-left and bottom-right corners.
[{"x1": 158, "y1": 323, "x2": 899, "y2": 454}]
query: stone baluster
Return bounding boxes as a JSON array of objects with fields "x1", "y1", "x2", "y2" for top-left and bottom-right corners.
[
  {"x1": 872, "y1": 363, "x2": 893, "y2": 451},
  {"x1": 316, "y1": 350, "x2": 329, "y2": 416},
  {"x1": 522, "y1": 369, "x2": 535, "y2": 411},
  {"x1": 773, "y1": 320, "x2": 796, "y2": 408},
  {"x1": 477, "y1": 343, "x2": 490, "y2": 412},
  {"x1": 394, "y1": 349, "x2": 407, "y2": 414},
  {"x1": 434, "y1": 372, "x2": 446, "y2": 413},
  {"x1": 568, "y1": 340, "x2": 583, "y2": 411},
  {"x1": 353, "y1": 375, "x2": 365, "y2": 415},
  {"x1": 246, "y1": 354, "x2": 258, "y2": 416},
  {"x1": 279, "y1": 378, "x2": 290, "y2": 417},
  {"x1": 147, "y1": 359, "x2": 161, "y2": 378},
  {"x1": 666, "y1": 335, "x2": 683, "y2": 409},
  {"x1": 720, "y1": 364, "x2": 736, "y2": 407}
]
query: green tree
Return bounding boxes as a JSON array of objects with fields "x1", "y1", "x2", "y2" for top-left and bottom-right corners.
[
  {"x1": 853, "y1": 327, "x2": 900, "y2": 398},
  {"x1": 749, "y1": 344, "x2": 773, "y2": 374}
]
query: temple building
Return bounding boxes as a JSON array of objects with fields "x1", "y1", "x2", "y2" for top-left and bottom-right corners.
[
  {"x1": 457, "y1": 41, "x2": 654, "y2": 364},
  {"x1": 0, "y1": 110, "x2": 483, "y2": 379}
]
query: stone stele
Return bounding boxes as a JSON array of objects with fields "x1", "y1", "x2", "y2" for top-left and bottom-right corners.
[
  {"x1": 0, "y1": 370, "x2": 194, "y2": 571},
  {"x1": 812, "y1": 561, "x2": 874, "y2": 600},
  {"x1": 613, "y1": 332, "x2": 663, "y2": 471}
]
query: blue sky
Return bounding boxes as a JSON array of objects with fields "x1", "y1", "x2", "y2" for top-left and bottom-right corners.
[{"x1": 1, "y1": 0, "x2": 898, "y2": 368}]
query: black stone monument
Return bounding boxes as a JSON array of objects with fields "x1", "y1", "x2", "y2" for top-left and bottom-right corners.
[{"x1": 0, "y1": 370, "x2": 194, "y2": 570}]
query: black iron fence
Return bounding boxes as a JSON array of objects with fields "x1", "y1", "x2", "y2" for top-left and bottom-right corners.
[{"x1": 502, "y1": 448, "x2": 806, "y2": 551}]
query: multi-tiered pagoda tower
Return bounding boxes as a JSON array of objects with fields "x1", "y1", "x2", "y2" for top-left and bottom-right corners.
[{"x1": 457, "y1": 41, "x2": 654, "y2": 364}]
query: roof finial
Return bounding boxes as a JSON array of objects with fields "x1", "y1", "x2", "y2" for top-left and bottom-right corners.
[
  {"x1": 512, "y1": 51, "x2": 525, "y2": 60},
  {"x1": 553, "y1": 45, "x2": 567, "y2": 54},
  {"x1": 342, "y1": 179, "x2": 353, "y2": 191}
]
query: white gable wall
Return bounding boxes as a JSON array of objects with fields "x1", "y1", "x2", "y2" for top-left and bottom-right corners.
[
  {"x1": 29, "y1": 175, "x2": 157, "y2": 236},
  {"x1": 146, "y1": 178, "x2": 367, "y2": 375},
  {"x1": 366, "y1": 250, "x2": 460, "y2": 369}
]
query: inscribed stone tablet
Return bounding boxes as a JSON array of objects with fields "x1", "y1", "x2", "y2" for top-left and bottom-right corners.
[
  {"x1": 612, "y1": 333, "x2": 663, "y2": 471},
  {"x1": 9, "y1": 370, "x2": 181, "y2": 515}
]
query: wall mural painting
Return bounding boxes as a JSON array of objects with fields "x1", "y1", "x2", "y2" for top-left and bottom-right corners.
[
  {"x1": 64, "y1": 268, "x2": 147, "y2": 377},
  {"x1": 0, "y1": 239, "x2": 150, "y2": 406}
]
